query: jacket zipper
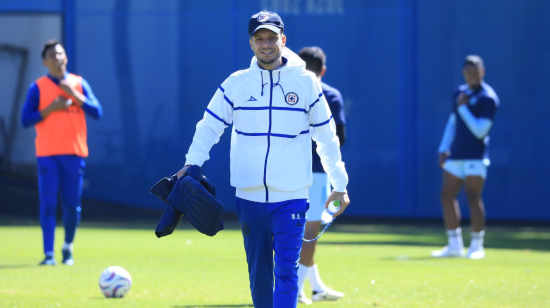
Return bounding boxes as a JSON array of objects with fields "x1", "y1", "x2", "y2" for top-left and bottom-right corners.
[{"x1": 263, "y1": 71, "x2": 273, "y2": 203}]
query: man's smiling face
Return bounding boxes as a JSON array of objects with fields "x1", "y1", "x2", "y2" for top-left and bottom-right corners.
[{"x1": 249, "y1": 28, "x2": 286, "y2": 69}]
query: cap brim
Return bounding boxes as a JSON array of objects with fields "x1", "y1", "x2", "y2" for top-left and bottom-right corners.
[{"x1": 251, "y1": 25, "x2": 280, "y2": 36}]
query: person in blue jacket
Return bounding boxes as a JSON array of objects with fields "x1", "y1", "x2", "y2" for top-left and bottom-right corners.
[{"x1": 21, "y1": 40, "x2": 102, "y2": 266}]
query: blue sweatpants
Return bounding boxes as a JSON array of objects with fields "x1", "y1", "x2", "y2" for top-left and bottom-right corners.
[
  {"x1": 236, "y1": 197, "x2": 308, "y2": 308},
  {"x1": 37, "y1": 155, "x2": 85, "y2": 256}
]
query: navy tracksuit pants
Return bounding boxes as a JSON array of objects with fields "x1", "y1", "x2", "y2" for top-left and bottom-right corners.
[
  {"x1": 37, "y1": 155, "x2": 85, "y2": 256},
  {"x1": 236, "y1": 197, "x2": 308, "y2": 308}
]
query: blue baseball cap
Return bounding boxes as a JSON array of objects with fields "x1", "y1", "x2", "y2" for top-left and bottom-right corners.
[{"x1": 248, "y1": 11, "x2": 284, "y2": 36}]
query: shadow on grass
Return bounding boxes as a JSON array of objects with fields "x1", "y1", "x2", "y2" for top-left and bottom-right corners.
[
  {"x1": 174, "y1": 305, "x2": 253, "y2": 307},
  {"x1": 0, "y1": 264, "x2": 35, "y2": 270},
  {"x1": 318, "y1": 235, "x2": 550, "y2": 252}
]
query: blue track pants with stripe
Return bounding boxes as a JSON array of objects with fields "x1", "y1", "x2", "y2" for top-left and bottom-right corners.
[
  {"x1": 236, "y1": 197, "x2": 308, "y2": 308},
  {"x1": 37, "y1": 155, "x2": 85, "y2": 256}
]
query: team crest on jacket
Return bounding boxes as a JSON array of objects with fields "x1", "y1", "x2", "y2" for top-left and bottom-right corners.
[
  {"x1": 285, "y1": 92, "x2": 299, "y2": 105},
  {"x1": 257, "y1": 13, "x2": 269, "y2": 22}
]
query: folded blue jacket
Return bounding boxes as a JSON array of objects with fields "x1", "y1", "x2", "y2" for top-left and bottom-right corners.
[{"x1": 151, "y1": 166, "x2": 224, "y2": 237}]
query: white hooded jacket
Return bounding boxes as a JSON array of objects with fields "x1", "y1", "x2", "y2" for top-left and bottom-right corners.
[{"x1": 185, "y1": 48, "x2": 348, "y2": 203}]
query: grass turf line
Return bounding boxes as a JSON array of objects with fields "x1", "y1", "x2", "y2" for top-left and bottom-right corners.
[{"x1": 0, "y1": 224, "x2": 549, "y2": 307}]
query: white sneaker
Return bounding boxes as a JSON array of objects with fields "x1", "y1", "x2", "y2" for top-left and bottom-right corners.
[
  {"x1": 431, "y1": 246, "x2": 464, "y2": 258},
  {"x1": 466, "y1": 246, "x2": 485, "y2": 259},
  {"x1": 39, "y1": 256, "x2": 57, "y2": 266},
  {"x1": 311, "y1": 288, "x2": 344, "y2": 302},
  {"x1": 61, "y1": 248, "x2": 74, "y2": 266},
  {"x1": 298, "y1": 290, "x2": 312, "y2": 305}
]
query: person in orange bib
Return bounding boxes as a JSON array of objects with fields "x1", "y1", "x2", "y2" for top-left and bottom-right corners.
[{"x1": 21, "y1": 40, "x2": 102, "y2": 266}]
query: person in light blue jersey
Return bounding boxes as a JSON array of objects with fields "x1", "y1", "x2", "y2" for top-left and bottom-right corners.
[
  {"x1": 432, "y1": 55, "x2": 499, "y2": 260},
  {"x1": 296, "y1": 46, "x2": 346, "y2": 304}
]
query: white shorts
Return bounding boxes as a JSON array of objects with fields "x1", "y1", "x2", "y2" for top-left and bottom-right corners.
[
  {"x1": 443, "y1": 159, "x2": 488, "y2": 180},
  {"x1": 306, "y1": 173, "x2": 331, "y2": 221}
]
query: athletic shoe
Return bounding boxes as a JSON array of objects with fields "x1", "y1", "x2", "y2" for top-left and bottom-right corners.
[
  {"x1": 39, "y1": 256, "x2": 56, "y2": 266},
  {"x1": 466, "y1": 246, "x2": 485, "y2": 259},
  {"x1": 311, "y1": 288, "x2": 344, "y2": 302},
  {"x1": 62, "y1": 248, "x2": 74, "y2": 266},
  {"x1": 298, "y1": 290, "x2": 312, "y2": 305},
  {"x1": 431, "y1": 246, "x2": 464, "y2": 258}
]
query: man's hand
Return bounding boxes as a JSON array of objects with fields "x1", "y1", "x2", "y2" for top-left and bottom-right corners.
[
  {"x1": 59, "y1": 80, "x2": 86, "y2": 106},
  {"x1": 324, "y1": 191, "x2": 350, "y2": 218},
  {"x1": 45, "y1": 95, "x2": 69, "y2": 112},
  {"x1": 457, "y1": 92, "x2": 469, "y2": 106},
  {"x1": 176, "y1": 165, "x2": 195, "y2": 179},
  {"x1": 40, "y1": 96, "x2": 70, "y2": 119},
  {"x1": 51, "y1": 96, "x2": 71, "y2": 111},
  {"x1": 59, "y1": 80, "x2": 77, "y2": 97},
  {"x1": 439, "y1": 151, "x2": 450, "y2": 168}
]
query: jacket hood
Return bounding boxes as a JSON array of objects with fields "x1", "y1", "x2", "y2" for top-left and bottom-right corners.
[{"x1": 249, "y1": 47, "x2": 306, "y2": 73}]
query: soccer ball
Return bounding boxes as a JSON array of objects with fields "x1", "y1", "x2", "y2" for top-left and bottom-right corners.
[{"x1": 98, "y1": 266, "x2": 132, "y2": 298}]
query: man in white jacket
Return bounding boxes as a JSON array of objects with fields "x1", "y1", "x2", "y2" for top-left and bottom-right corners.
[{"x1": 177, "y1": 11, "x2": 350, "y2": 308}]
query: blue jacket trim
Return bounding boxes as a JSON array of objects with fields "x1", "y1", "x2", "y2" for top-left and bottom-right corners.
[
  {"x1": 309, "y1": 93, "x2": 324, "y2": 108},
  {"x1": 234, "y1": 106, "x2": 307, "y2": 113},
  {"x1": 223, "y1": 95, "x2": 234, "y2": 108},
  {"x1": 271, "y1": 130, "x2": 309, "y2": 138},
  {"x1": 234, "y1": 106, "x2": 270, "y2": 111},
  {"x1": 310, "y1": 115, "x2": 333, "y2": 127},
  {"x1": 235, "y1": 129, "x2": 309, "y2": 138},
  {"x1": 206, "y1": 108, "x2": 230, "y2": 126},
  {"x1": 235, "y1": 130, "x2": 267, "y2": 137},
  {"x1": 264, "y1": 72, "x2": 275, "y2": 202},
  {"x1": 218, "y1": 86, "x2": 234, "y2": 108},
  {"x1": 273, "y1": 107, "x2": 307, "y2": 113}
]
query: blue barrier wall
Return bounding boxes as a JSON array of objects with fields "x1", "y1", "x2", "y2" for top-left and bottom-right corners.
[{"x1": 1, "y1": 0, "x2": 549, "y2": 220}]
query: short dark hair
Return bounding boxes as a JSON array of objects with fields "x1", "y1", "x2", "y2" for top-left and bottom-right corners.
[
  {"x1": 464, "y1": 55, "x2": 484, "y2": 68},
  {"x1": 298, "y1": 47, "x2": 326, "y2": 76},
  {"x1": 42, "y1": 40, "x2": 62, "y2": 59}
]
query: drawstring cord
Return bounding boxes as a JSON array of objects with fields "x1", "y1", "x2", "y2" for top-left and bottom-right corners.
[
  {"x1": 272, "y1": 71, "x2": 285, "y2": 98},
  {"x1": 260, "y1": 71, "x2": 285, "y2": 100},
  {"x1": 260, "y1": 71, "x2": 268, "y2": 96}
]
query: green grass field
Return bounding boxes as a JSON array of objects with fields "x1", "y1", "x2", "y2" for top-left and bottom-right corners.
[{"x1": 1, "y1": 222, "x2": 549, "y2": 308}]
